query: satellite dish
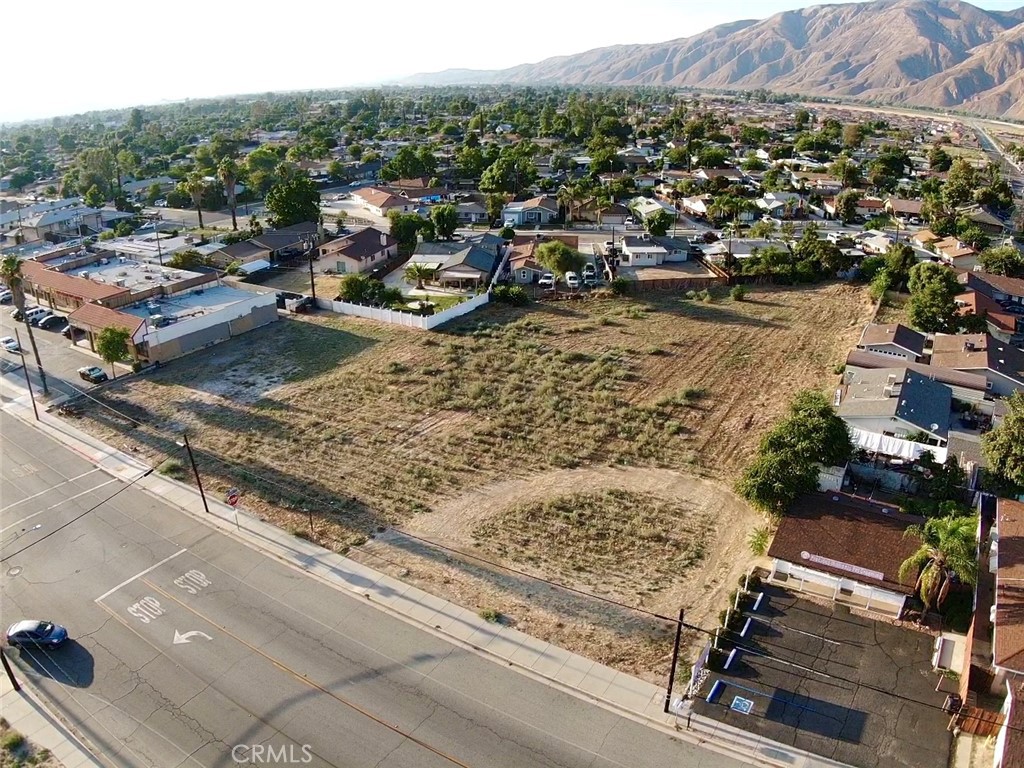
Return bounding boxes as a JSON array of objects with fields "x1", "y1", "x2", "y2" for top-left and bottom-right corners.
[{"x1": 930, "y1": 423, "x2": 939, "y2": 431}]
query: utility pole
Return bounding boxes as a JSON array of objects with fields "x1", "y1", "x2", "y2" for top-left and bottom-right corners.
[
  {"x1": 306, "y1": 236, "x2": 317, "y2": 303},
  {"x1": 663, "y1": 608, "x2": 685, "y2": 714},
  {"x1": 13, "y1": 328, "x2": 39, "y2": 421},
  {"x1": 178, "y1": 433, "x2": 210, "y2": 516},
  {"x1": 1, "y1": 648, "x2": 20, "y2": 692}
]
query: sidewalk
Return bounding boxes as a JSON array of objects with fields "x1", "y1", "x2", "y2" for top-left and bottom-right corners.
[
  {"x1": 0, "y1": 678, "x2": 104, "y2": 768},
  {"x1": 2, "y1": 380, "x2": 854, "y2": 768}
]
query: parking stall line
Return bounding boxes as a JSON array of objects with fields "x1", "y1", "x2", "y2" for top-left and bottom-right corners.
[
  {"x1": 1, "y1": 478, "x2": 118, "y2": 534},
  {"x1": 0, "y1": 468, "x2": 101, "y2": 513}
]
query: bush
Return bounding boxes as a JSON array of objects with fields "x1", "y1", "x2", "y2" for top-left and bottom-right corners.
[
  {"x1": 730, "y1": 285, "x2": 748, "y2": 301},
  {"x1": 225, "y1": 260, "x2": 242, "y2": 275},
  {"x1": 748, "y1": 525, "x2": 772, "y2": 556},
  {"x1": 498, "y1": 226, "x2": 515, "y2": 240},
  {"x1": 739, "y1": 572, "x2": 762, "y2": 591},
  {"x1": 157, "y1": 458, "x2": 188, "y2": 481},
  {"x1": 478, "y1": 607, "x2": 502, "y2": 623},
  {"x1": 832, "y1": 363, "x2": 846, "y2": 375},
  {"x1": 609, "y1": 277, "x2": 630, "y2": 296},
  {"x1": 131, "y1": 360, "x2": 143, "y2": 373},
  {"x1": 98, "y1": 230, "x2": 115, "y2": 241},
  {"x1": 491, "y1": 285, "x2": 529, "y2": 306},
  {"x1": 1, "y1": 730, "x2": 26, "y2": 750}
]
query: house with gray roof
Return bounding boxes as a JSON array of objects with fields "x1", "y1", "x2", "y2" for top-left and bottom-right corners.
[
  {"x1": 837, "y1": 367, "x2": 953, "y2": 460},
  {"x1": 856, "y1": 323, "x2": 928, "y2": 363}
]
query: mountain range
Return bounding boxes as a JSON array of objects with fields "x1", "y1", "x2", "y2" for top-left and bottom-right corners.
[{"x1": 402, "y1": 0, "x2": 1024, "y2": 119}]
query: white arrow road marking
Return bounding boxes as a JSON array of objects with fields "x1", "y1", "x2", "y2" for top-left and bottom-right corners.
[{"x1": 173, "y1": 630, "x2": 213, "y2": 645}]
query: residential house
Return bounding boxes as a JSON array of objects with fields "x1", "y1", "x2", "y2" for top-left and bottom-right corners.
[
  {"x1": 508, "y1": 234, "x2": 578, "y2": 284},
  {"x1": 956, "y1": 288, "x2": 1020, "y2": 343},
  {"x1": 958, "y1": 204, "x2": 1006, "y2": 235},
  {"x1": 930, "y1": 333, "x2": 1024, "y2": 397},
  {"x1": 629, "y1": 197, "x2": 677, "y2": 222},
  {"x1": 860, "y1": 232, "x2": 895, "y2": 255},
  {"x1": 960, "y1": 271, "x2": 1024, "y2": 310},
  {"x1": 885, "y1": 197, "x2": 924, "y2": 221},
  {"x1": 856, "y1": 323, "x2": 928, "y2": 362},
  {"x1": 933, "y1": 237, "x2": 979, "y2": 270},
  {"x1": 633, "y1": 173, "x2": 659, "y2": 189},
  {"x1": 844, "y1": 350, "x2": 991, "y2": 406},
  {"x1": 318, "y1": 227, "x2": 396, "y2": 275},
  {"x1": 680, "y1": 195, "x2": 711, "y2": 219},
  {"x1": 855, "y1": 197, "x2": 887, "y2": 218},
  {"x1": 215, "y1": 239, "x2": 272, "y2": 270},
  {"x1": 836, "y1": 367, "x2": 952, "y2": 459},
  {"x1": 352, "y1": 187, "x2": 416, "y2": 217},
  {"x1": 699, "y1": 238, "x2": 773, "y2": 263},
  {"x1": 755, "y1": 191, "x2": 803, "y2": 218},
  {"x1": 454, "y1": 200, "x2": 488, "y2": 225},
  {"x1": 790, "y1": 171, "x2": 842, "y2": 194},
  {"x1": 695, "y1": 168, "x2": 747, "y2": 186},
  {"x1": 122, "y1": 176, "x2": 175, "y2": 200},
  {"x1": 435, "y1": 244, "x2": 499, "y2": 287},
  {"x1": 501, "y1": 196, "x2": 559, "y2": 227},
  {"x1": 621, "y1": 235, "x2": 669, "y2": 267},
  {"x1": 571, "y1": 198, "x2": 630, "y2": 226},
  {"x1": 912, "y1": 229, "x2": 941, "y2": 249},
  {"x1": 767, "y1": 492, "x2": 922, "y2": 618}
]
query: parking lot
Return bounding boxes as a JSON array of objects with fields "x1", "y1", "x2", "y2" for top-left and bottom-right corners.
[
  {"x1": 692, "y1": 585, "x2": 951, "y2": 768},
  {"x1": 0, "y1": 303, "x2": 116, "y2": 401}
]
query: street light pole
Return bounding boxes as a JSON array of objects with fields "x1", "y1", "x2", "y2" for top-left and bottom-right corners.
[
  {"x1": 179, "y1": 433, "x2": 210, "y2": 516},
  {"x1": 306, "y1": 236, "x2": 317, "y2": 303}
]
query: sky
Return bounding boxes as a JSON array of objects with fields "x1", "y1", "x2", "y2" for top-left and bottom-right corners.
[{"x1": 4, "y1": 0, "x2": 1023, "y2": 124}]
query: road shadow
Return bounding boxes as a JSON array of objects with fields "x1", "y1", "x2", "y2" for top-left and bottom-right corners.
[{"x1": 14, "y1": 640, "x2": 94, "y2": 687}]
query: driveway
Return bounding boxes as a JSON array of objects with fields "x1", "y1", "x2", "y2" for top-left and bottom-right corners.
[{"x1": 692, "y1": 585, "x2": 952, "y2": 768}]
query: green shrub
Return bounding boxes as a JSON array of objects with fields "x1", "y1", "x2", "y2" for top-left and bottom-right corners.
[
  {"x1": 498, "y1": 226, "x2": 515, "y2": 240},
  {"x1": 157, "y1": 458, "x2": 187, "y2": 480},
  {"x1": 225, "y1": 260, "x2": 242, "y2": 275},
  {"x1": 833, "y1": 363, "x2": 846, "y2": 375},
  {"x1": 748, "y1": 525, "x2": 772, "y2": 556},
  {"x1": 730, "y1": 285, "x2": 748, "y2": 301},
  {"x1": 1, "y1": 730, "x2": 25, "y2": 750},
  {"x1": 609, "y1": 277, "x2": 630, "y2": 296},
  {"x1": 492, "y1": 285, "x2": 529, "y2": 306},
  {"x1": 98, "y1": 230, "x2": 115, "y2": 241},
  {"x1": 478, "y1": 607, "x2": 502, "y2": 623}
]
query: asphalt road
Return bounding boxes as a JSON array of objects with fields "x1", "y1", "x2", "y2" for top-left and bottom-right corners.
[{"x1": 0, "y1": 412, "x2": 743, "y2": 768}]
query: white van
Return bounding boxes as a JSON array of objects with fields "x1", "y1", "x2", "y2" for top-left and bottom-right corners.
[
  {"x1": 25, "y1": 307, "x2": 51, "y2": 325},
  {"x1": 565, "y1": 271, "x2": 581, "y2": 289}
]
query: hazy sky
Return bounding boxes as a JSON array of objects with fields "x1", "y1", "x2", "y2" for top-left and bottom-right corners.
[{"x1": 4, "y1": 0, "x2": 1022, "y2": 123}]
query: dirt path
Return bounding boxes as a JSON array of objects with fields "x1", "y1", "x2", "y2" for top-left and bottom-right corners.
[{"x1": 357, "y1": 467, "x2": 761, "y2": 682}]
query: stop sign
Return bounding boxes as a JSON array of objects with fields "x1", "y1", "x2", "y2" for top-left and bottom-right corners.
[{"x1": 225, "y1": 488, "x2": 240, "y2": 507}]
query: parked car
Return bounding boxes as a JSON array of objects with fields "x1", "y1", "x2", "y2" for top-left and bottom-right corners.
[
  {"x1": 62, "y1": 325, "x2": 85, "y2": 340},
  {"x1": 1, "y1": 336, "x2": 19, "y2": 352},
  {"x1": 583, "y1": 273, "x2": 598, "y2": 287},
  {"x1": 538, "y1": 273, "x2": 555, "y2": 288},
  {"x1": 565, "y1": 271, "x2": 581, "y2": 289},
  {"x1": 9, "y1": 306, "x2": 28, "y2": 320},
  {"x1": 78, "y1": 366, "x2": 108, "y2": 384},
  {"x1": 603, "y1": 240, "x2": 615, "y2": 250},
  {"x1": 275, "y1": 291, "x2": 304, "y2": 309},
  {"x1": 0, "y1": 290, "x2": 12, "y2": 304},
  {"x1": 582, "y1": 263, "x2": 596, "y2": 277},
  {"x1": 38, "y1": 314, "x2": 67, "y2": 331},
  {"x1": 26, "y1": 307, "x2": 52, "y2": 325},
  {"x1": 4, "y1": 620, "x2": 68, "y2": 648}
]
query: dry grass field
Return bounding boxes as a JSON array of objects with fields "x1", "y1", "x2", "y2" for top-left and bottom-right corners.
[{"x1": 75, "y1": 282, "x2": 875, "y2": 680}]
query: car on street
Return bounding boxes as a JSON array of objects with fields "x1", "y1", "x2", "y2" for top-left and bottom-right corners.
[
  {"x1": 26, "y1": 307, "x2": 52, "y2": 325},
  {"x1": 38, "y1": 314, "x2": 67, "y2": 331},
  {"x1": 62, "y1": 325, "x2": 85, "y2": 340},
  {"x1": 565, "y1": 271, "x2": 581, "y2": 289},
  {"x1": 78, "y1": 366, "x2": 108, "y2": 384},
  {"x1": 0, "y1": 290, "x2": 11, "y2": 303},
  {"x1": 1, "y1": 336, "x2": 19, "y2": 352},
  {"x1": 538, "y1": 273, "x2": 555, "y2": 288},
  {"x1": 4, "y1": 620, "x2": 68, "y2": 648},
  {"x1": 582, "y1": 263, "x2": 596, "y2": 277}
]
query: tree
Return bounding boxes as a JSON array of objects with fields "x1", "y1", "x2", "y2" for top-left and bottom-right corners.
[
  {"x1": 184, "y1": 173, "x2": 208, "y2": 230},
  {"x1": 696, "y1": 146, "x2": 730, "y2": 169},
  {"x1": 898, "y1": 514, "x2": 978, "y2": 614},
  {"x1": 145, "y1": 183, "x2": 163, "y2": 206},
  {"x1": 907, "y1": 262, "x2": 961, "y2": 333},
  {"x1": 337, "y1": 275, "x2": 403, "y2": 307},
  {"x1": 929, "y1": 145, "x2": 952, "y2": 172},
  {"x1": 83, "y1": 184, "x2": 105, "y2": 209},
  {"x1": 943, "y1": 158, "x2": 977, "y2": 209},
  {"x1": 737, "y1": 390, "x2": 852, "y2": 514},
  {"x1": 829, "y1": 156, "x2": 861, "y2": 189},
  {"x1": 218, "y1": 158, "x2": 239, "y2": 231},
  {"x1": 957, "y1": 224, "x2": 990, "y2": 252},
  {"x1": 167, "y1": 249, "x2": 210, "y2": 270},
  {"x1": 794, "y1": 109, "x2": 810, "y2": 131},
  {"x1": 983, "y1": 392, "x2": 1024, "y2": 492},
  {"x1": 388, "y1": 211, "x2": 425, "y2": 255},
  {"x1": 882, "y1": 243, "x2": 918, "y2": 290},
  {"x1": 834, "y1": 189, "x2": 861, "y2": 224},
  {"x1": 749, "y1": 219, "x2": 777, "y2": 239},
  {"x1": 480, "y1": 145, "x2": 538, "y2": 195},
  {"x1": 404, "y1": 263, "x2": 432, "y2": 290},
  {"x1": 842, "y1": 123, "x2": 864, "y2": 149},
  {"x1": 430, "y1": 204, "x2": 458, "y2": 240},
  {"x1": 0, "y1": 255, "x2": 48, "y2": 394},
  {"x1": 535, "y1": 240, "x2": 585, "y2": 285},
  {"x1": 644, "y1": 209, "x2": 675, "y2": 237},
  {"x1": 265, "y1": 176, "x2": 320, "y2": 229},
  {"x1": 96, "y1": 326, "x2": 131, "y2": 378},
  {"x1": 979, "y1": 244, "x2": 1024, "y2": 277}
]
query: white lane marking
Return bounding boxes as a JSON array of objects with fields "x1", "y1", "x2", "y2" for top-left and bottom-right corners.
[
  {"x1": 173, "y1": 629, "x2": 212, "y2": 644},
  {"x1": 95, "y1": 548, "x2": 188, "y2": 602},
  {"x1": 0, "y1": 469, "x2": 102, "y2": 513},
  {"x1": 0, "y1": 477, "x2": 118, "y2": 533}
]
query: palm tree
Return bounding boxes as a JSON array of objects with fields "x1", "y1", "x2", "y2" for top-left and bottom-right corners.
[
  {"x1": 185, "y1": 173, "x2": 207, "y2": 230},
  {"x1": 218, "y1": 159, "x2": 239, "y2": 231},
  {"x1": 0, "y1": 256, "x2": 48, "y2": 395},
  {"x1": 556, "y1": 183, "x2": 580, "y2": 225},
  {"x1": 898, "y1": 514, "x2": 978, "y2": 615},
  {"x1": 595, "y1": 195, "x2": 612, "y2": 227},
  {"x1": 404, "y1": 263, "x2": 432, "y2": 291}
]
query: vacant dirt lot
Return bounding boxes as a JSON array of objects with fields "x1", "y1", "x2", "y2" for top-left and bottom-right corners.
[{"x1": 75, "y1": 283, "x2": 874, "y2": 680}]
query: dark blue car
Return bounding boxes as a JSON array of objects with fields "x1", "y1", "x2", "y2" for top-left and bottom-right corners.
[{"x1": 4, "y1": 620, "x2": 68, "y2": 648}]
